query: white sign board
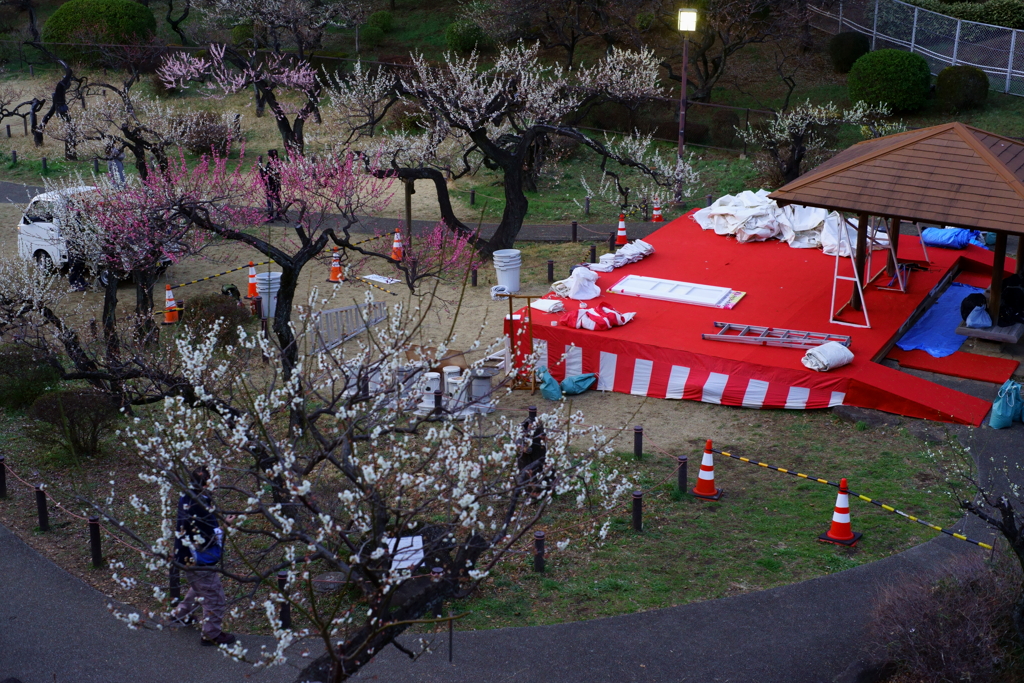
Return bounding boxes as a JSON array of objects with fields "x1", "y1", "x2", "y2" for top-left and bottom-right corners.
[
  {"x1": 387, "y1": 536, "x2": 424, "y2": 570},
  {"x1": 608, "y1": 275, "x2": 733, "y2": 308}
]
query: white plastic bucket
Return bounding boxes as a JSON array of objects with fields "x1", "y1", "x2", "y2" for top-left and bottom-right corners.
[
  {"x1": 442, "y1": 365, "x2": 462, "y2": 395},
  {"x1": 493, "y1": 249, "x2": 521, "y2": 261},
  {"x1": 494, "y1": 264, "x2": 521, "y2": 292},
  {"x1": 254, "y1": 271, "x2": 283, "y2": 319}
]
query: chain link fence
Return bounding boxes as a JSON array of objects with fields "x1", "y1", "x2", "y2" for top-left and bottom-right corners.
[{"x1": 809, "y1": 0, "x2": 1024, "y2": 96}]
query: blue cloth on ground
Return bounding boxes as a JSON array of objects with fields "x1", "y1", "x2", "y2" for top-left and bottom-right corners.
[
  {"x1": 921, "y1": 227, "x2": 981, "y2": 249},
  {"x1": 896, "y1": 282, "x2": 983, "y2": 358},
  {"x1": 536, "y1": 366, "x2": 563, "y2": 401},
  {"x1": 561, "y1": 373, "x2": 596, "y2": 395}
]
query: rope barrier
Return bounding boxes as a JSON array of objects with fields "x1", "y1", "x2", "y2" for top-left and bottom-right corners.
[
  {"x1": 170, "y1": 261, "x2": 271, "y2": 290},
  {"x1": 712, "y1": 448, "x2": 993, "y2": 551},
  {"x1": 349, "y1": 275, "x2": 400, "y2": 296}
]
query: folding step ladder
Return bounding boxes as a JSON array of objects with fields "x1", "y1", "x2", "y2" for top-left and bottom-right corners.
[{"x1": 702, "y1": 322, "x2": 852, "y2": 348}]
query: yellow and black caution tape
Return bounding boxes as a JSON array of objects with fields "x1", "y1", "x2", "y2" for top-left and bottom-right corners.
[
  {"x1": 714, "y1": 448, "x2": 993, "y2": 551},
  {"x1": 350, "y1": 274, "x2": 399, "y2": 296},
  {"x1": 170, "y1": 261, "x2": 272, "y2": 290}
]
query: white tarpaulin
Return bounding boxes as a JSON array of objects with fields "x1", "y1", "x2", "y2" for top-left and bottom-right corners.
[{"x1": 694, "y1": 190, "x2": 832, "y2": 249}]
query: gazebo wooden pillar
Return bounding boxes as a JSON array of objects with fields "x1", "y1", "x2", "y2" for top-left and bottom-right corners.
[
  {"x1": 851, "y1": 213, "x2": 869, "y2": 311},
  {"x1": 991, "y1": 232, "x2": 1008, "y2": 321}
]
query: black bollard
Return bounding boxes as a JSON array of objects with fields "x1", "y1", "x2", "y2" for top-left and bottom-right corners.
[
  {"x1": 589, "y1": 244, "x2": 596, "y2": 263},
  {"x1": 533, "y1": 530, "x2": 545, "y2": 572},
  {"x1": 431, "y1": 567, "x2": 444, "y2": 618},
  {"x1": 89, "y1": 517, "x2": 103, "y2": 568},
  {"x1": 608, "y1": 232, "x2": 615, "y2": 251},
  {"x1": 22, "y1": 118, "x2": 27, "y2": 136},
  {"x1": 584, "y1": 197, "x2": 590, "y2": 216},
  {"x1": 547, "y1": 260, "x2": 554, "y2": 283},
  {"x1": 471, "y1": 266, "x2": 477, "y2": 287},
  {"x1": 677, "y1": 455, "x2": 688, "y2": 492},
  {"x1": 632, "y1": 491, "x2": 643, "y2": 532},
  {"x1": 41, "y1": 156, "x2": 47, "y2": 173},
  {"x1": 571, "y1": 220, "x2": 578, "y2": 243},
  {"x1": 11, "y1": 150, "x2": 16, "y2": 164},
  {"x1": 35, "y1": 485, "x2": 48, "y2": 531},
  {"x1": 5, "y1": 125, "x2": 9, "y2": 138},
  {"x1": 93, "y1": 158, "x2": 99, "y2": 174},
  {"x1": 470, "y1": 189, "x2": 475, "y2": 205},
  {"x1": 706, "y1": 194, "x2": 713, "y2": 207},
  {"x1": 633, "y1": 425, "x2": 643, "y2": 461},
  {"x1": 528, "y1": 405, "x2": 537, "y2": 421},
  {"x1": 278, "y1": 571, "x2": 292, "y2": 629},
  {"x1": 0, "y1": 455, "x2": 6, "y2": 499},
  {"x1": 169, "y1": 565, "x2": 181, "y2": 604},
  {"x1": 433, "y1": 389, "x2": 442, "y2": 413},
  {"x1": 28, "y1": 64, "x2": 33, "y2": 77}
]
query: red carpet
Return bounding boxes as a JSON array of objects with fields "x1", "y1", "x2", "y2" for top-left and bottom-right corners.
[
  {"x1": 888, "y1": 347, "x2": 1019, "y2": 384},
  {"x1": 510, "y1": 211, "x2": 1007, "y2": 425}
]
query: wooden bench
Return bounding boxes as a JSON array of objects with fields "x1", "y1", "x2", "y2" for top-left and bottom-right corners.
[{"x1": 956, "y1": 323, "x2": 1024, "y2": 344}]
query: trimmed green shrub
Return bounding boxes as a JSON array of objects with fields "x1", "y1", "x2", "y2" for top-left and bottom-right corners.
[
  {"x1": 445, "y1": 20, "x2": 490, "y2": 53},
  {"x1": 936, "y1": 65, "x2": 989, "y2": 111},
  {"x1": 28, "y1": 389, "x2": 121, "y2": 458},
  {"x1": 232, "y1": 23, "x2": 256, "y2": 48},
  {"x1": 181, "y1": 293, "x2": 254, "y2": 347},
  {"x1": 828, "y1": 31, "x2": 870, "y2": 74},
  {"x1": 0, "y1": 344, "x2": 62, "y2": 410},
  {"x1": 848, "y1": 49, "x2": 931, "y2": 113},
  {"x1": 360, "y1": 24, "x2": 385, "y2": 49},
  {"x1": 42, "y1": 0, "x2": 157, "y2": 46},
  {"x1": 904, "y1": 0, "x2": 1024, "y2": 30},
  {"x1": 367, "y1": 10, "x2": 394, "y2": 33}
]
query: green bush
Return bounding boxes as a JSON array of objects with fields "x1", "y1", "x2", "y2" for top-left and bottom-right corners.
[
  {"x1": 828, "y1": 32, "x2": 870, "y2": 74},
  {"x1": 42, "y1": 0, "x2": 157, "y2": 47},
  {"x1": 936, "y1": 65, "x2": 989, "y2": 111},
  {"x1": 181, "y1": 293, "x2": 254, "y2": 347},
  {"x1": 0, "y1": 344, "x2": 62, "y2": 410},
  {"x1": 848, "y1": 49, "x2": 931, "y2": 113},
  {"x1": 905, "y1": 0, "x2": 1024, "y2": 29},
  {"x1": 27, "y1": 389, "x2": 121, "y2": 458},
  {"x1": 360, "y1": 25, "x2": 385, "y2": 49},
  {"x1": 232, "y1": 23, "x2": 256, "y2": 48},
  {"x1": 445, "y1": 20, "x2": 490, "y2": 53},
  {"x1": 367, "y1": 10, "x2": 394, "y2": 32}
]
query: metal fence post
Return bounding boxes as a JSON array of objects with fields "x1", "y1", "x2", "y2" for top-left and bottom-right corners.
[
  {"x1": 633, "y1": 425, "x2": 643, "y2": 461},
  {"x1": 571, "y1": 220, "x2": 578, "y2": 242},
  {"x1": 872, "y1": 0, "x2": 880, "y2": 51},
  {"x1": 533, "y1": 530, "x2": 545, "y2": 572},
  {"x1": 677, "y1": 455, "x2": 688, "y2": 492},
  {"x1": 952, "y1": 19, "x2": 962, "y2": 66},
  {"x1": 1008, "y1": 30, "x2": 1017, "y2": 94},
  {"x1": 910, "y1": 7, "x2": 918, "y2": 52},
  {"x1": 632, "y1": 491, "x2": 643, "y2": 532},
  {"x1": 547, "y1": 260, "x2": 554, "y2": 283}
]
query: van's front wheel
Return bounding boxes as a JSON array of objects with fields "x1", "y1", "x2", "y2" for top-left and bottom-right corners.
[{"x1": 33, "y1": 250, "x2": 54, "y2": 272}]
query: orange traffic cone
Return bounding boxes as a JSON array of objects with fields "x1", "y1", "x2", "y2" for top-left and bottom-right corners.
[
  {"x1": 692, "y1": 439, "x2": 723, "y2": 501},
  {"x1": 246, "y1": 261, "x2": 258, "y2": 299},
  {"x1": 326, "y1": 247, "x2": 343, "y2": 283},
  {"x1": 818, "y1": 478, "x2": 862, "y2": 546},
  {"x1": 391, "y1": 228, "x2": 403, "y2": 261},
  {"x1": 651, "y1": 201, "x2": 663, "y2": 222},
  {"x1": 615, "y1": 214, "x2": 628, "y2": 246},
  {"x1": 162, "y1": 285, "x2": 179, "y2": 325}
]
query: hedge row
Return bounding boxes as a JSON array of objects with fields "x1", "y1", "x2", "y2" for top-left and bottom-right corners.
[{"x1": 902, "y1": 0, "x2": 1024, "y2": 30}]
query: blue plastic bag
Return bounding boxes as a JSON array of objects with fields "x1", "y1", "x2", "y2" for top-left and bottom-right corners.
[
  {"x1": 990, "y1": 380, "x2": 1022, "y2": 429},
  {"x1": 921, "y1": 227, "x2": 976, "y2": 249},
  {"x1": 536, "y1": 366, "x2": 563, "y2": 401},
  {"x1": 560, "y1": 373, "x2": 596, "y2": 395},
  {"x1": 966, "y1": 305, "x2": 992, "y2": 329}
]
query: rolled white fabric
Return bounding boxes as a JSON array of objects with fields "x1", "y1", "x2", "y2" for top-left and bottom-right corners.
[
  {"x1": 531, "y1": 298, "x2": 565, "y2": 313},
  {"x1": 801, "y1": 341, "x2": 854, "y2": 372}
]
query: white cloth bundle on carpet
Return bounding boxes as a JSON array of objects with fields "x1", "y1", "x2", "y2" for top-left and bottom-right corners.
[
  {"x1": 801, "y1": 341, "x2": 854, "y2": 372},
  {"x1": 693, "y1": 189, "x2": 829, "y2": 249},
  {"x1": 530, "y1": 298, "x2": 565, "y2": 314},
  {"x1": 490, "y1": 285, "x2": 511, "y2": 301},
  {"x1": 820, "y1": 215, "x2": 889, "y2": 257},
  {"x1": 613, "y1": 239, "x2": 655, "y2": 267},
  {"x1": 552, "y1": 266, "x2": 601, "y2": 300},
  {"x1": 560, "y1": 303, "x2": 636, "y2": 331},
  {"x1": 587, "y1": 262, "x2": 614, "y2": 272}
]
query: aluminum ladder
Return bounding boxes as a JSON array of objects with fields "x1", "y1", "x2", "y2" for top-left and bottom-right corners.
[{"x1": 702, "y1": 322, "x2": 851, "y2": 348}]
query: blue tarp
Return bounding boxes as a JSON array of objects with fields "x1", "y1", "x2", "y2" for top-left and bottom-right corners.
[
  {"x1": 896, "y1": 282, "x2": 983, "y2": 358},
  {"x1": 920, "y1": 227, "x2": 987, "y2": 249}
]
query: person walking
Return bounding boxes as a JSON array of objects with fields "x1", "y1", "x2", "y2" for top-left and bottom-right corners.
[
  {"x1": 169, "y1": 466, "x2": 236, "y2": 647},
  {"x1": 258, "y1": 149, "x2": 284, "y2": 221}
]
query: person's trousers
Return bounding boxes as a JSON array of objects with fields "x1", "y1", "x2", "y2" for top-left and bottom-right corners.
[{"x1": 173, "y1": 568, "x2": 227, "y2": 639}]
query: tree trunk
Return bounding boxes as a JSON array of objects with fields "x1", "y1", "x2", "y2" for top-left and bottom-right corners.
[
  {"x1": 133, "y1": 265, "x2": 162, "y2": 344},
  {"x1": 484, "y1": 163, "x2": 529, "y2": 253},
  {"x1": 101, "y1": 273, "x2": 120, "y2": 359}
]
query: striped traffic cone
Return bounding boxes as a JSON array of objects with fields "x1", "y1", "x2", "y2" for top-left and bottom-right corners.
[
  {"x1": 326, "y1": 247, "x2": 343, "y2": 283},
  {"x1": 691, "y1": 439, "x2": 723, "y2": 501},
  {"x1": 818, "y1": 478, "x2": 862, "y2": 546},
  {"x1": 651, "y1": 200, "x2": 663, "y2": 222},
  {"x1": 390, "y1": 228, "x2": 403, "y2": 261},
  {"x1": 162, "y1": 285, "x2": 179, "y2": 325},
  {"x1": 615, "y1": 214, "x2": 628, "y2": 246},
  {"x1": 246, "y1": 261, "x2": 258, "y2": 299}
]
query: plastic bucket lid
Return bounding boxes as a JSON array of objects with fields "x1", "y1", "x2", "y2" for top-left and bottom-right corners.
[{"x1": 492, "y1": 249, "x2": 521, "y2": 258}]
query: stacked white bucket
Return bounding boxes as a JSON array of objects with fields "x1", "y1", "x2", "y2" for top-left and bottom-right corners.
[{"x1": 492, "y1": 249, "x2": 522, "y2": 293}]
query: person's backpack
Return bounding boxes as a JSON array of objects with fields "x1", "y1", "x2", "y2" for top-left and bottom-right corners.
[
  {"x1": 193, "y1": 543, "x2": 222, "y2": 566},
  {"x1": 990, "y1": 379, "x2": 1022, "y2": 429}
]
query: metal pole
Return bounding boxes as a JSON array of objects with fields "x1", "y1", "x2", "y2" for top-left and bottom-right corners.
[
  {"x1": 469, "y1": 189, "x2": 475, "y2": 205},
  {"x1": 584, "y1": 197, "x2": 590, "y2": 216},
  {"x1": 93, "y1": 158, "x2": 99, "y2": 174},
  {"x1": 678, "y1": 32, "x2": 689, "y2": 157},
  {"x1": 547, "y1": 260, "x2": 554, "y2": 283},
  {"x1": 589, "y1": 244, "x2": 596, "y2": 263},
  {"x1": 528, "y1": 405, "x2": 537, "y2": 421},
  {"x1": 35, "y1": 485, "x2": 49, "y2": 532},
  {"x1": 633, "y1": 425, "x2": 643, "y2": 461},
  {"x1": 1008, "y1": 30, "x2": 1017, "y2": 94},
  {"x1": 89, "y1": 517, "x2": 103, "y2": 568},
  {"x1": 952, "y1": 19, "x2": 962, "y2": 66},
  {"x1": 838, "y1": 0, "x2": 844, "y2": 32},
  {"x1": 910, "y1": 7, "x2": 918, "y2": 52},
  {"x1": 471, "y1": 266, "x2": 477, "y2": 287},
  {"x1": 632, "y1": 491, "x2": 643, "y2": 532},
  {"x1": 677, "y1": 455, "x2": 688, "y2": 492},
  {"x1": 608, "y1": 232, "x2": 615, "y2": 251},
  {"x1": 433, "y1": 389, "x2": 442, "y2": 413},
  {"x1": 278, "y1": 571, "x2": 292, "y2": 629},
  {"x1": 533, "y1": 530, "x2": 545, "y2": 572},
  {"x1": 0, "y1": 455, "x2": 6, "y2": 499},
  {"x1": 571, "y1": 220, "x2": 578, "y2": 242},
  {"x1": 990, "y1": 232, "x2": 1008, "y2": 321},
  {"x1": 871, "y1": 0, "x2": 880, "y2": 51},
  {"x1": 404, "y1": 179, "x2": 413, "y2": 238}
]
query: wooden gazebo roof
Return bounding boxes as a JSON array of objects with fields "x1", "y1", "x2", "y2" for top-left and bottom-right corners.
[{"x1": 769, "y1": 122, "x2": 1024, "y2": 235}]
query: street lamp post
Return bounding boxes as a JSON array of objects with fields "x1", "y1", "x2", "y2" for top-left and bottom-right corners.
[{"x1": 677, "y1": 8, "x2": 698, "y2": 159}]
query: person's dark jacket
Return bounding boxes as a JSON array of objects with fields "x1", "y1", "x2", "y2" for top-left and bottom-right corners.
[{"x1": 175, "y1": 489, "x2": 221, "y2": 566}]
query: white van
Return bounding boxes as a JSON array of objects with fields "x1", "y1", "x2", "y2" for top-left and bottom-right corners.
[{"x1": 17, "y1": 186, "x2": 96, "y2": 270}]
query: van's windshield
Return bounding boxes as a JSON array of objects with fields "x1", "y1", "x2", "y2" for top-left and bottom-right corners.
[{"x1": 24, "y1": 200, "x2": 55, "y2": 224}]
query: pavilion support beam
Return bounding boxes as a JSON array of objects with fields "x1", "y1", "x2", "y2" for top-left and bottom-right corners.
[
  {"x1": 851, "y1": 213, "x2": 869, "y2": 311},
  {"x1": 990, "y1": 231, "x2": 1008, "y2": 323},
  {"x1": 1017, "y1": 234, "x2": 1023, "y2": 277},
  {"x1": 887, "y1": 217, "x2": 902, "y2": 277}
]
